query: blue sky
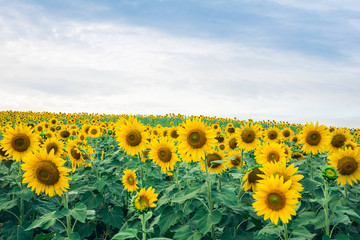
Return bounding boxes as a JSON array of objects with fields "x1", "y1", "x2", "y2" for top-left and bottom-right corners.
[{"x1": 0, "y1": 0, "x2": 359, "y2": 127}]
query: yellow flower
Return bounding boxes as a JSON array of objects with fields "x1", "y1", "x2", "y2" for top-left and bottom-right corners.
[
  {"x1": 149, "y1": 138, "x2": 179, "y2": 173},
  {"x1": 328, "y1": 148, "x2": 360, "y2": 186},
  {"x1": 252, "y1": 175, "x2": 299, "y2": 225},
  {"x1": 199, "y1": 151, "x2": 227, "y2": 174},
  {"x1": 22, "y1": 149, "x2": 71, "y2": 197},
  {"x1": 132, "y1": 187, "x2": 158, "y2": 213},
  {"x1": 41, "y1": 137, "x2": 64, "y2": 158},
  {"x1": 242, "y1": 166, "x2": 264, "y2": 192},
  {"x1": 255, "y1": 142, "x2": 287, "y2": 165},
  {"x1": 1, "y1": 124, "x2": 40, "y2": 162},
  {"x1": 327, "y1": 128, "x2": 354, "y2": 153},
  {"x1": 298, "y1": 122, "x2": 330, "y2": 155},
  {"x1": 236, "y1": 122, "x2": 262, "y2": 151},
  {"x1": 122, "y1": 169, "x2": 139, "y2": 192}
]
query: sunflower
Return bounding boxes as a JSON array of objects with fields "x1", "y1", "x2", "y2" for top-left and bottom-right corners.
[
  {"x1": 252, "y1": 175, "x2": 299, "y2": 225},
  {"x1": 226, "y1": 136, "x2": 238, "y2": 151},
  {"x1": 242, "y1": 166, "x2": 264, "y2": 192},
  {"x1": 122, "y1": 169, "x2": 138, "y2": 192},
  {"x1": 199, "y1": 151, "x2": 227, "y2": 174},
  {"x1": 66, "y1": 139, "x2": 86, "y2": 171},
  {"x1": 116, "y1": 117, "x2": 149, "y2": 156},
  {"x1": 1, "y1": 124, "x2": 40, "y2": 162},
  {"x1": 255, "y1": 142, "x2": 287, "y2": 165},
  {"x1": 344, "y1": 140, "x2": 357, "y2": 150},
  {"x1": 236, "y1": 122, "x2": 262, "y2": 151},
  {"x1": 263, "y1": 127, "x2": 281, "y2": 143},
  {"x1": 169, "y1": 127, "x2": 179, "y2": 140},
  {"x1": 225, "y1": 123, "x2": 236, "y2": 135},
  {"x1": 281, "y1": 127, "x2": 294, "y2": 141},
  {"x1": 131, "y1": 187, "x2": 158, "y2": 213},
  {"x1": 49, "y1": 118, "x2": 57, "y2": 125},
  {"x1": 226, "y1": 150, "x2": 243, "y2": 169},
  {"x1": 291, "y1": 151, "x2": 305, "y2": 161},
  {"x1": 259, "y1": 162, "x2": 304, "y2": 195},
  {"x1": 298, "y1": 122, "x2": 330, "y2": 155},
  {"x1": 0, "y1": 146, "x2": 10, "y2": 160},
  {"x1": 58, "y1": 128, "x2": 71, "y2": 141},
  {"x1": 177, "y1": 117, "x2": 217, "y2": 162},
  {"x1": 22, "y1": 149, "x2": 71, "y2": 197},
  {"x1": 149, "y1": 138, "x2": 179, "y2": 172},
  {"x1": 327, "y1": 128, "x2": 354, "y2": 153},
  {"x1": 88, "y1": 125, "x2": 102, "y2": 138},
  {"x1": 328, "y1": 148, "x2": 360, "y2": 186},
  {"x1": 42, "y1": 137, "x2": 64, "y2": 158}
]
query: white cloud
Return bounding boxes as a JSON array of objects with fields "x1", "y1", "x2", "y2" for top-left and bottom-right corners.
[{"x1": 0, "y1": 1, "x2": 359, "y2": 128}]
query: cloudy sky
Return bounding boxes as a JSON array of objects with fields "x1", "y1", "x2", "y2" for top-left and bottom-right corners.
[{"x1": 1, "y1": 0, "x2": 359, "y2": 127}]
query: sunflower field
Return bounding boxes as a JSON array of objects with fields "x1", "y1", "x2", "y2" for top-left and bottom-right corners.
[{"x1": 1, "y1": 111, "x2": 360, "y2": 240}]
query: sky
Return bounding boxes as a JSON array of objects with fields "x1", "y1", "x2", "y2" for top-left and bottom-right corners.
[{"x1": 0, "y1": 0, "x2": 359, "y2": 128}]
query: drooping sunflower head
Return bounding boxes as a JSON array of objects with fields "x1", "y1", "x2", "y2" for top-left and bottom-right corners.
[
  {"x1": 299, "y1": 122, "x2": 331, "y2": 155},
  {"x1": 199, "y1": 151, "x2": 227, "y2": 173},
  {"x1": 291, "y1": 151, "x2": 305, "y2": 161},
  {"x1": 226, "y1": 150, "x2": 243, "y2": 169},
  {"x1": 0, "y1": 124, "x2": 40, "y2": 162},
  {"x1": 252, "y1": 174, "x2": 299, "y2": 225},
  {"x1": 42, "y1": 137, "x2": 64, "y2": 157},
  {"x1": 131, "y1": 187, "x2": 158, "y2": 213},
  {"x1": 242, "y1": 166, "x2": 264, "y2": 192},
  {"x1": 122, "y1": 169, "x2": 138, "y2": 192},
  {"x1": 328, "y1": 148, "x2": 360, "y2": 186},
  {"x1": 22, "y1": 149, "x2": 71, "y2": 197},
  {"x1": 327, "y1": 128, "x2": 354, "y2": 153},
  {"x1": 177, "y1": 117, "x2": 217, "y2": 162}
]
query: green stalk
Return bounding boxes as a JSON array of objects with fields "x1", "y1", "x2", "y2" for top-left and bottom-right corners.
[
  {"x1": 309, "y1": 153, "x2": 314, "y2": 179},
  {"x1": 63, "y1": 193, "x2": 72, "y2": 237},
  {"x1": 344, "y1": 184, "x2": 348, "y2": 198},
  {"x1": 323, "y1": 182, "x2": 330, "y2": 237},
  {"x1": 19, "y1": 162, "x2": 24, "y2": 226},
  {"x1": 141, "y1": 213, "x2": 147, "y2": 240},
  {"x1": 204, "y1": 158, "x2": 214, "y2": 239},
  {"x1": 138, "y1": 153, "x2": 144, "y2": 188},
  {"x1": 283, "y1": 222, "x2": 289, "y2": 240}
]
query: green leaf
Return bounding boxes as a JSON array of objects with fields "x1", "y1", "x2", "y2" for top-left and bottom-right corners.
[
  {"x1": 144, "y1": 211, "x2": 152, "y2": 222},
  {"x1": 26, "y1": 211, "x2": 57, "y2": 230},
  {"x1": 94, "y1": 179, "x2": 106, "y2": 192},
  {"x1": 172, "y1": 188, "x2": 201, "y2": 203},
  {"x1": 65, "y1": 232, "x2": 81, "y2": 240},
  {"x1": 34, "y1": 233, "x2": 55, "y2": 240},
  {"x1": 158, "y1": 206, "x2": 178, "y2": 233},
  {"x1": 60, "y1": 208, "x2": 71, "y2": 217},
  {"x1": 81, "y1": 190, "x2": 104, "y2": 209},
  {"x1": 293, "y1": 212, "x2": 316, "y2": 227},
  {"x1": 258, "y1": 223, "x2": 282, "y2": 236},
  {"x1": 70, "y1": 202, "x2": 87, "y2": 223},
  {"x1": 112, "y1": 228, "x2": 138, "y2": 240},
  {"x1": 99, "y1": 206, "x2": 123, "y2": 229},
  {"x1": 187, "y1": 232, "x2": 202, "y2": 240},
  {"x1": 148, "y1": 238, "x2": 173, "y2": 240},
  {"x1": 194, "y1": 209, "x2": 222, "y2": 234},
  {"x1": 216, "y1": 187, "x2": 237, "y2": 207},
  {"x1": 0, "y1": 199, "x2": 17, "y2": 210},
  {"x1": 210, "y1": 160, "x2": 228, "y2": 166},
  {"x1": 292, "y1": 226, "x2": 316, "y2": 239},
  {"x1": 173, "y1": 225, "x2": 193, "y2": 240},
  {"x1": 1, "y1": 222, "x2": 34, "y2": 240},
  {"x1": 334, "y1": 233, "x2": 350, "y2": 240}
]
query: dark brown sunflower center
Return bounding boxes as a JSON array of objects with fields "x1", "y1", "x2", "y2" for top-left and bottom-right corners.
[
  {"x1": 268, "y1": 131, "x2": 278, "y2": 140},
  {"x1": 46, "y1": 143, "x2": 59, "y2": 155},
  {"x1": 70, "y1": 147, "x2": 81, "y2": 160},
  {"x1": 306, "y1": 131, "x2": 321, "y2": 146},
  {"x1": 331, "y1": 134, "x2": 346, "y2": 148},
  {"x1": 231, "y1": 157, "x2": 241, "y2": 166},
  {"x1": 267, "y1": 192, "x2": 285, "y2": 211},
  {"x1": 338, "y1": 157, "x2": 358, "y2": 175},
  {"x1": 283, "y1": 130, "x2": 290, "y2": 137},
  {"x1": 248, "y1": 168, "x2": 263, "y2": 183},
  {"x1": 219, "y1": 144, "x2": 225, "y2": 151},
  {"x1": 91, "y1": 129, "x2": 98, "y2": 135},
  {"x1": 11, "y1": 133, "x2": 31, "y2": 152},
  {"x1": 267, "y1": 151, "x2": 280, "y2": 163},
  {"x1": 215, "y1": 136, "x2": 224, "y2": 143},
  {"x1": 227, "y1": 127, "x2": 235, "y2": 133},
  {"x1": 157, "y1": 147, "x2": 172, "y2": 162},
  {"x1": 207, "y1": 153, "x2": 222, "y2": 168},
  {"x1": 292, "y1": 136, "x2": 298, "y2": 143},
  {"x1": 126, "y1": 130, "x2": 142, "y2": 147},
  {"x1": 35, "y1": 160, "x2": 60, "y2": 185},
  {"x1": 241, "y1": 129, "x2": 255, "y2": 143},
  {"x1": 60, "y1": 130, "x2": 70, "y2": 139},
  {"x1": 229, "y1": 138, "x2": 237, "y2": 150},
  {"x1": 187, "y1": 130, "x2": 207, "y2": 149},
  {"x1": 170, "y1": 130, "x2": 179, "y2": 138}
]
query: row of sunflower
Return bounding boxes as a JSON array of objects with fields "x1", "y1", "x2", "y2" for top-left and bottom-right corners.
[{"x1": 0, "y1": 111, "x2": 359, "y2": 240}]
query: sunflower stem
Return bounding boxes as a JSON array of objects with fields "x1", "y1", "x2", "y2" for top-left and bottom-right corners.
[
  {"x1": 63, "y1": 193, "x2": 72, "y2": 237},
  {"x1": 141, "y1": 213, "x2": 147, "y2": 240},
  {"x1": 309, "y1": 153, "x2": 314, "y2": 179},
  {"x1": 344, "y1": 184, "x2": 348, "y2": 199},
  {"x1": 323, "y1": 181, "x2": 331, "y2": 237},
  {"x1": 283, "y1": 222, "x2": 289, "y2": 240},
  {"x1": 204, "y1": 157, "x2": 214, "y2": 239},
  {"x1": 138, "y1": 153, "x2": 144, "y2": 188},
  {"x1": 18, "y1": 161, "x2": 24, "y2": 226}
]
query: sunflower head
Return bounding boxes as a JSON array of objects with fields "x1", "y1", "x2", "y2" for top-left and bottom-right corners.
[
  {"x1": 122, "y1": 169, "x2": 138, "y2": 192},
  {"x1": 131, "y1": 187, "x2": 158, "y2": 214},
  {"x1": 322, "y1": 166, "x2": 338, "y2": 182}
]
